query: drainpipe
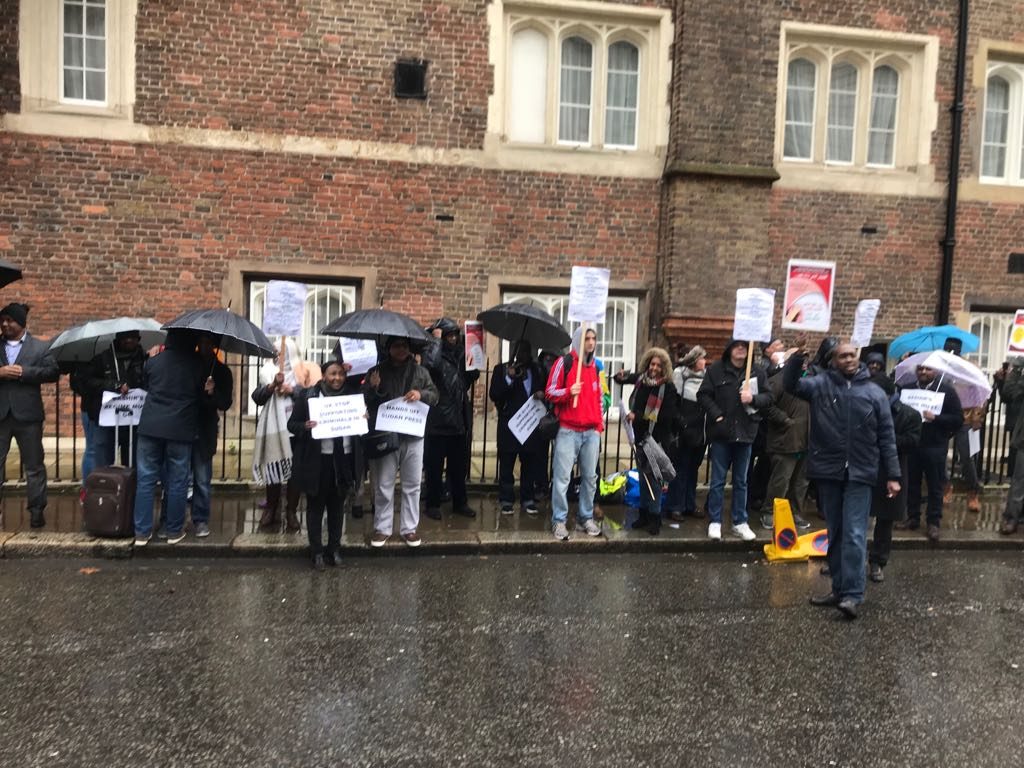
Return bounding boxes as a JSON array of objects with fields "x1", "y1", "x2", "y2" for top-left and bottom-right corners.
[{"x1": 938, "y1": 0, "x2": 969, "y2": 324}]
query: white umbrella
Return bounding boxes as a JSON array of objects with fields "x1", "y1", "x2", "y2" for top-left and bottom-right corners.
[
  {"x1": 48, "y1": 317, "x2": 166, "y2": 363},
  {"x1": 893, "y1": 350, "x2": 992, "y2": 408}
]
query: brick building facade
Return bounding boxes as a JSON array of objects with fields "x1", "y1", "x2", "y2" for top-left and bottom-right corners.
[{"x1": 1, "y1": 0, "x2": 1023, "y2": 390}]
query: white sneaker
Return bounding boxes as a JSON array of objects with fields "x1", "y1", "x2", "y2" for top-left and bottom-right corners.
[
  {"x1": 575, "y1": 518, "x2": 601, "y2": 537},
  {"x1": 731, "y1": 522, "x2": 756, "y2": 541},
  {"x1": 707, "y1": 522, "x2": 722, "y2": 540},
  {"x1": 552, "y1": 522, "x2": 569, "y2": 540},
  {"x1": 134, "y1": 536, "x2": 151, "y2": 548}
]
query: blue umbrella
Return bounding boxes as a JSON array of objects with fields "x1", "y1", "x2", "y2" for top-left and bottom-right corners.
[{"x1": 888, "y1": 324, "x2": 979, "y2": 359}]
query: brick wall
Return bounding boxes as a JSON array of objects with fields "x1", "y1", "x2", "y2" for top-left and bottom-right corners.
[{"x1": 0, "y1": 0, "x2": 18, "y2": 115}]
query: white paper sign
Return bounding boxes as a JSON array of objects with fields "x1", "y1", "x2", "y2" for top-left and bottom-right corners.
[
  {"x1": 509, "y1": 397, "x2": 548, "y2": 445},
  {"x1": 99, "y1": 389, "x2": 147, "y2": 427},
  {"x1": 567, "y1": 266, "x2": 611, "y2": 324},
  {"x1": 968, "y1": 428, "x2": 981, "y2": 457},
  {"x1": 339, "y1": 337, "x2": 378, "y2": 376},
  {"x1": 375, "y1": 397, "x2": 430, "y2": 438},
  {"x1": 900, "y1": 389, "x2": 946, "y2": 417},
  {"x1": 733, "y1": 288, "x2": 776, "y2": 343},
  {"x1": 851, "y1": 299, "x2": 882, "y2": 348},
  {"x1": 262, "y1": 280, "x2": 307, "y2": 337},
  {"x1": 308, "y1": 395, "x2": 368, "y2": 439},
  {"x1": 620, "y1": 397, "x2": 635, "y2": 447}
]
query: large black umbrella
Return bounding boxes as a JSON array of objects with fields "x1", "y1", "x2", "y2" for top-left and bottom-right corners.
[
  {"x1": 162, "y1": 309, "x2": 276, "y2": 358},
  {"x1": 48, "y1": 317, "x2": 166, "y2": 363},
  {"x1": 320, "y1": 309, "x2": 433, "y2": 346},
  {"x1": 0, "y1": 259, "x2": 22, "y2": 289},
  {"x1": 477, "y1": 302, "x2": 571, "y2": 351}
]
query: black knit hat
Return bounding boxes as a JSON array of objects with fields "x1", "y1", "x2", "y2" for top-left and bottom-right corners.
[{"x1": 0, "y1": 302, "x2": 28, "y2": 327}]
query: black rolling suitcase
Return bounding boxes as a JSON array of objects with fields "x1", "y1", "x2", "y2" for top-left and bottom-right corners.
[{"x1": 83, "y1": 424, "x2": 137, "y2": 538}]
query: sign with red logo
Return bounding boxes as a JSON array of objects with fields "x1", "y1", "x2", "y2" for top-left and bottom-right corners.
[
  {"x1": 782, "y1": 259, "x2": 836, "y2": 333},
  {"x1": 1007, "y1": 309, "x2": 1024, "y2": 355}
]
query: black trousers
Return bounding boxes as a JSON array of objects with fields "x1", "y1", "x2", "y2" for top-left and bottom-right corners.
[
  {"x1": 306, "y1": 454, "x2": 349, "y2": 556},
  {"x1": 907, "y1": 448, "x2": 947, "y2": 525},
  {"x1": 0, "y1": 416, "x2": 47, "y2": 513},
  {"x1": 424, "y1": 433, "x2": 468, "y2": 509},
  {"x1": 869, "y1": 518, "x2": 894, "y2": 567},
  {"x1": 498, "y1": 449, "x2": 542, "y2": 507}
]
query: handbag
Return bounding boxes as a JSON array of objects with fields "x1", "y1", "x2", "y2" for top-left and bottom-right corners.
[
  {"x1": 362, "y1": 430, "x2": 401, "y2": 459},
  {"x1": 536, "y1": 409, "x2": 560, "y2": 441}
]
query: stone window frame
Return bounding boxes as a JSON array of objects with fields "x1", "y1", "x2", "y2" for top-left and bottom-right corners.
[
  {"x1": 980, "y1": 61, "x2": 1024, "y2": 187},
  {"x1": 18, "y1": 0, "x2": 136, "y2": 120},
  {"x1": 487, "y1": 0, "x2": 671, "y2": 161},
  {"x1": 774, "y1": 22, "x2": 940, "y2": 196}
]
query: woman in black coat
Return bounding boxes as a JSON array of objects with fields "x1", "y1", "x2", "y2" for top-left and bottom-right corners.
[
  {"x1": 627, "y1": 346, "x2": 681, "y2": 535},
  {"x1": 288, "y1": 360, "x2": 356, "y2": 570},
  {"x1": 489, "y1": 341, "x2": 547, "y2": 515}
]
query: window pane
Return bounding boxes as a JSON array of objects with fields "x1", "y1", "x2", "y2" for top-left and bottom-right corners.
[
  {"x1": 85, "y1": 70, "x2": 105, "y2": 102},
  {"x1": 64, "y1": 3, "x2": 83, "y2": 35},
  {"x1": 63, "y1": 69, "x2": 83, "y2": 100},
  {"x1": 982, "y1": 76, "x2": 1010, "y2": 178},
  {"x1": 784, "y1": 58, "x2": 815, "y2": 159},
  {"x1": 64, "y1": 37, "x2": 83, "y2": 68},
  {"x1": 606, "y1": 41, "x2": 638, "y2": 147},
  {"x1": 85, "y1": 37, "x2": 105, "y2": 69},
  {"x1": 508, "y1": 29, "x2": 548, "y2": 144},
  {"x1": 868, "y1": 65, "x2": 899, "y2": 165},
  {"x1": 86, "y1": 4, "x2": 105, "y2": 37},
  {"x1": 826, "y1": 63, "x2": 857, "y2": 163},
  {"x1": 558, "y1": 37, "x2": 592, "y2": 143}
]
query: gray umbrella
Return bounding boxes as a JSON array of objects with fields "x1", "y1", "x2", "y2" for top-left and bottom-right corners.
[
  {"x1": 0, "y1": 259, "x2": 22, "y2": 289},
  {"x1": 637, "y1": 435, "x2": 676, "y2": 488},
  {"x1": 163, "y1": 309, "x2": 276, "y2": 357},
  {"x1": 320, "y1": 308, "x2": 433, "y2": 346},
  {"x1": 477, "y1": 302, "x2": 571, "y2": 351},
  {"x1": 48, "y1": 317, "x2": 166, "y2": 363}
]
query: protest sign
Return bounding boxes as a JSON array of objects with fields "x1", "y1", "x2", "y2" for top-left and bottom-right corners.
[
  {"x1": 851, "y1": 299, "x2": 881, "y2": 348},
  {"x1": 99, "y1": 389, "x2": 147, "y2": 427},
  {"x1": 782, "y1": 260, "x2": 836, "y2": 332},
  {"x1": 262, "y1": 280, "x2": 307, "y2": 337},
  {"x1": 900, "y1": 389, "x2": 946, "y2": 417},
  {"x1": 620, "y1": 397, "x2": 635, "y2": 446},
  {"x1": 733, "y1": 288, "x2": 776, "y2": 343},
  {"x1": 508, "y1": 397, "x2": 547, "y2": 445},
  {"x1": 339, "y1": 337, "x2": 378, "y2": 376},
  {"x1": 969, "y1": 428, "x2": 981, "y2": 457},
  {"x1": 1007, "y1": 309, "x2": 1024, "y2": 355},
  {"x1": 465, "y1": 320, "x2": 485, "y2": 371},
  {"x1": 375, "y1": 397, "x2": 430, "y2": 438},
  {"x1": 567, "y1": 266, "x2": 610, "y2": 324},
  {"x1": 308, "y1": 395, "x2": 368, "y2": 439}
]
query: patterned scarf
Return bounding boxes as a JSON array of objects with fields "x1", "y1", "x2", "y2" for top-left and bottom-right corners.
[{"x1": 640, "y1": 375, "x2": 666, "y2": 423}]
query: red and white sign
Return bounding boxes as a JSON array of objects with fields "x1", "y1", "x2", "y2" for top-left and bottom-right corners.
[
  {"x1": 1007, "y1": 309, "x2": 1024, "y2": 355},
  {"x1": 782, "y1": 259, "x2": 836, "y2": 333},
  {"x1": 464, "y1": 320, "x2": 485, "y2": 371}
]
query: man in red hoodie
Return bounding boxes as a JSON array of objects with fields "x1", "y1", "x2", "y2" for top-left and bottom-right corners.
[{"x1": 546, "y1": 327, "x2": 604, "y2": 540}]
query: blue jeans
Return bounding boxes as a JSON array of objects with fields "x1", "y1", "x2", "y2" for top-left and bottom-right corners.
[
  {"x1": 134, "y1": 435, "x2": 192, "y2": 538},
  {"x1": 551, "y1": 427, "x2": 600, "y2": 524},
  {"x1": 817, "y1": 479, "x2": 872, "y2": 604},
  {"x1": 80, "y1": 412, "x2": 97, "y2": 483},
  {"x1": 707, "y1": 441, "x2": 752, "y2": 525},
  {"x1": 190, "y1": 450, "x2": 213, "y2": 524},
  {"x1": 666, "y1": 445, "x2": 704, "y2": 515}
]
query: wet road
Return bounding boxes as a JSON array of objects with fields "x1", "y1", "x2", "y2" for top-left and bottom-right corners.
[{"x1": 1, "y1": 552, "x2": 1023, "y2": 767}]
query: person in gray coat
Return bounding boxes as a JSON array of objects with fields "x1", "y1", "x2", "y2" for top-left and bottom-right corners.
[{"x1": 0, "y1": 303, "x2": 59, "y2": 528}]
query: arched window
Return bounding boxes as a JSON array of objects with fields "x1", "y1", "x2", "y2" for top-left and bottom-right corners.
[
  {"x1": 558, "y1": 36, "x2": 593, "y2": 144},
  {"x1": 982, "y1": 75, "x2": 1011, "y2": 179},
  {"x1": 826, "y1": 63, "x2": 858, "y2": 163},
  {"x1": 868, "y1": 65, "x2": 899, "y2": 166},
  {"x1": 605, "y1": 41, "x2": 639, "y2": 148},
  {"x1": 784, "y1": 58, "x2": 816, "y2": 159},
  {"x1": 509, "y1": 28, "x2": 548, "y2": 144}
]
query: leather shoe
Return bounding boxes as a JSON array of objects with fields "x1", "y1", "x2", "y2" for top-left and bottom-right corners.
[
  {"x1": 837, "y1": 598, "x2": 859, "y2": 619},
  {"x1": 311, "y1": 554, "x2": 326, "y2": 572},
  {"x1": 29, "y1": 509, "x2": 45, "y2": 528},
  {"x1": 323, "y1": 550, "x2": 340, "y2": 567},
  {"x1": 809, "y1": 593, "x2": 840, "y2": 607},
  {"x1": 454, "y1": 505, "x2": 477, "y2": 518},
  {"x1": 424, "y1": 507, "x2": 442, "y2": 520},
  {"x1": 1000, "y1": 519, "x2": 1018, "y2": 535},
  {"x1": 868, "y1": 563, "x2": 884, "y2": 583},
  {"x1": 926, "y1": 523, "x2": 941, "y2": 543}
]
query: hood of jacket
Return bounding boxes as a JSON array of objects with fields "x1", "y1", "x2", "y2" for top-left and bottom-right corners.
[
  {"x1": 571, "y1": 326, "x2": 596, "y2": 366},
  {"x1": 721, "y1": 338, "x2": 746, "y2": 365}
]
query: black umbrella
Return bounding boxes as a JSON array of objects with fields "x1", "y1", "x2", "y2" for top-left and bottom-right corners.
[
  {"x1": 477, "y1": 302, "x2": 571, "y2": 351},
  {"x1": 320, "y1": 309, "x2": 433, "y2": 346},
  {"x1": 0, "y1": 259, "x2": 22, "y2": 289},
  {"x1": 162, "y1": 309, "x2": 276, "y2": 358}
]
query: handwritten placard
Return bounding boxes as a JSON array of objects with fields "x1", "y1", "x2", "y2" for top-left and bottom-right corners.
[
  {"x1": 567, "y1": 266, "x2": 611, "y2": 324},
  {"x1": 262, "y1": 280, "x2": 307, "y2": 337},
  {"x1": 375, "y1": 397, "x2": 430, "y2": 438},
  {"x1": 851, "y1": 299, "x2": 881, "y2": 348},
  {"x1": 308, "y1": 395, "x2": 368, "y2": 439},
  {"x1": 509, "y1": 397, "x2": 547, "y2": 445},
  {"x1": 98, "y1": 389, "x2": 147, "y2": 427},
  {"x1": 900, "y1": 389, "x2": 946, "y2": 417},
  {"x1": 339, "y1": 337, "x2": 378, "y2": 376},
  {"x1": 733, "y1": 288, "x2": 776, "y2": 343}
]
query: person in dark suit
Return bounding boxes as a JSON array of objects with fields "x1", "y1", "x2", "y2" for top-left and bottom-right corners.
[
  {"x1": 0, "y1": 303, "x2": 60, "y2": 528},
  {"x1": 489, "y1": 341, "x2": 547, "y2": 516}
]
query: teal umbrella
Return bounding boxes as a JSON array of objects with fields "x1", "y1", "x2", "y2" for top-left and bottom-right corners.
[{"x1": 888, "y1": 324, "x2": 979, "y2": 359}]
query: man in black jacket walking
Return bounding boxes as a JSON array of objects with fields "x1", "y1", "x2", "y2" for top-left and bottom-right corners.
[
  {"x1": 785, "y1": 342, "x2": 900, "y2": 619},
  {"x1": 0, "y1": 303, "x2": 59, "y2": 528}
]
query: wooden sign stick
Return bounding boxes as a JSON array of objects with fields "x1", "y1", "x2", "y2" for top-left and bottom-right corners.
[
  {"x1": 743, "y1": 340, "x2": 755, "y2": 393},
  {"x1": 279, "y1": 335, "x2": 287, "y2": 374},
  {"x1": 572, "y1": 322, "x2": 587, "y2": 408}
]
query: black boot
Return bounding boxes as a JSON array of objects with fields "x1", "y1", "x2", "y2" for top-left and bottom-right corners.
[
  {"x1": 258, "y1": 484, "x2": 282, "y2": 532},
  {"x1": 631, "y1": 512, "x2": 649, "y2": 530},
  {"x1": 30, "y1": 508, "x2": 46, "y2": 528}
]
